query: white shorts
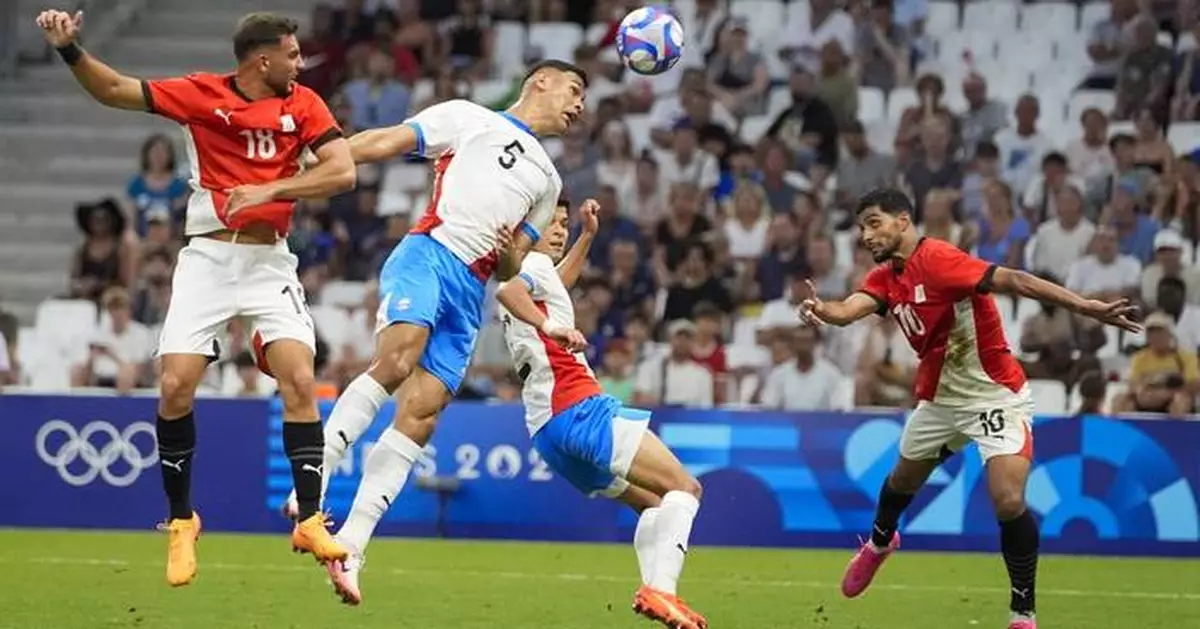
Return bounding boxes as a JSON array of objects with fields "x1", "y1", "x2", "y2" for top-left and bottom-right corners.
[
  {"x1": 157, "y1": 237, "x2": 315, "y2": 358},
  {"x1": 900, "y1": 390, "x2": 1034, "y2": 463}
]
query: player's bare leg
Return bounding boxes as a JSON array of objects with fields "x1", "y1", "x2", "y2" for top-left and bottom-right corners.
[
  {"x1": 623, "y1": 432, "x2": 706, "y2": 629},
  {"x1": 329, "y1": 352, "x2": 451, "y2": 606},
  {"x1": 283, "y1": 322, "x2": 428, "y2": 519},
  {"x1": 842, "y1": 456, "x2": 940, "y2": 598},
  {"x1": 156, "y1": 353, "x2": 209, "y2": 587},
  {"x1": 265, "y1": 339, "x2": 347, "y2": 564},
  {"x1": 987, "y1": 453, "x2": 1039, "y2": 629}
]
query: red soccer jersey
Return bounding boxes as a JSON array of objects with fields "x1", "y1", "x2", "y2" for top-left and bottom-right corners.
[
  {"x1": 858, "y1": 238, "x2": 1026, "y2": 406},
  {"x1": 142, "y1": 73, "x2": 341, "y2": 235}
]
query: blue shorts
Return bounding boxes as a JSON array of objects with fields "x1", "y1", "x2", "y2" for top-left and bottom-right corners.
[
  {"x1": 377, "y1": 234, "x2": 485, "y2": 393},
  {"x1": 531, "y1": 395, "x2": 651, "y2": 497}
]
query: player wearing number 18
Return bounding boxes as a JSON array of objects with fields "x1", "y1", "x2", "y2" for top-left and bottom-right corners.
[
  {"x1": 35, "y1": 9, "x2": 356, "y2": 586},
  {"x1": 798, "y1": 189, "x2": 1142, "y2": 629}
]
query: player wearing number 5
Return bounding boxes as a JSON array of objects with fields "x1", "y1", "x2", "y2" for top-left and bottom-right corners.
[
  {"x1": 36, "y1": 9, "x2": 356, "y2": 586},
  {"x1": 799, "y1": 189, "x2": 1142, "y2": 629},
  {"x1": 278, "y1": 60, "x2": 591, "y2": 604}
]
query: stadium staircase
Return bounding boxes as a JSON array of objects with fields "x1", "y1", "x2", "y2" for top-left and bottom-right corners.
[{"x1": 0, "y1": 0, "x2": 316, "y2": 324}]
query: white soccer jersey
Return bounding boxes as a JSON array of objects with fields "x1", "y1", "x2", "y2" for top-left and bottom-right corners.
[
  {"x1": 500, "y1": 252, "x2": 603, "y2": 435},
  {"x1": 405, "y1": 99, "x2": 563, "y2": 280}
]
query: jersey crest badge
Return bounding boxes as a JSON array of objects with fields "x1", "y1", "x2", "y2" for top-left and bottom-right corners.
[
  {"x1": 914, "y1": 284, "x2": 926, "y2": 304},
  {"x1": 280, "y1": 114, "x2": 296, "y2": 133}
]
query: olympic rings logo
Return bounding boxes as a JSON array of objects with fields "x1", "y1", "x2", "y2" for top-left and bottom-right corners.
[{"x1": 35, "y1": 420, "x2": 158, "y2": 487}]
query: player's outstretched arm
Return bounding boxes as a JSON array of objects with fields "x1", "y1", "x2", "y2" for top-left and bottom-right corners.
[
  {"x1": 36, "y1": 10, "x2": 147, "y2": 111},
  {"x1": 555, "y1": 199, "x2": 600, "y2": 289},
  {"x1": 496, "y1": 278, "x2": 587, "y2": 352},
  {"x1": 224, "y1": 138, "x2": 356, "y2": 217},
  {"x1": 989, "y1": 267, "x2": 1143, "y2": 333},
  {"x1": 798, "y1": 280, "x2": 881, "y2": 327},
  {"x1": 346, "y1": 125, "x2": 420, "y2": 164}
]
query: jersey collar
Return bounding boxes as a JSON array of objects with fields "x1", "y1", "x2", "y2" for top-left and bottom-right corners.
[
  {"x1": 890, "y1": 237, "x2": 927, "y2": 275},
  {"x1": 498, "y1": 111, "x2": 537, "y2": 138}
]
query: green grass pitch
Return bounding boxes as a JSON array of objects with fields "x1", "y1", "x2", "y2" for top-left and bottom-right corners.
[{"x1": 0, "y1": 530, "x2": 1196, "y2": 628}]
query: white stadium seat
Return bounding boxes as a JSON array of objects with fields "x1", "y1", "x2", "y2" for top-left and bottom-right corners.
[
  {"x1": 322, "y1": 281, "x2": 369, "y2": 310},
  {"x1": 309, "y1": 305, "x2": 351, "y2": 359},
  {"x1": 886, "y1": 87, "x2": 917, "y2": 123},
  {"x1": 1021, "y1": 2, "x2": 1078, "y2": 33},
  {"x1": 1067, "y1": 90, "x2": 1116, "y2": 122},
  {"x1": 739, "y1": 115, "x2": 774, "y2": 144},
  {"x1": 963, "y1": 1, "x2": 1019, "y2": 34},
  {"x1": 527, "y1": 23, "x2": 584, "y2": 67},
  {"x1": 1079, "y1": 2, "x2": 1110, "y2": 33},
  {"x1": 1028, "y1": 379, "x2": 1068, "y2": 415},
  {"x1": 857, "y1": 87, "x2": 886, "y2": 123},
  {"x1": 1168, "y1": 123, "x2": 1200, "y2": 154},
  {"x1": 493, "y1": 21, "x2": 527, "y2": 79},
  {"x1": 926, "y1": 1, "x2": 960, "y2": 32}
]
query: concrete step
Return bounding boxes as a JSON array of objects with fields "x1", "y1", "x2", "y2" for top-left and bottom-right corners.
[
  {"x1": 136, "y1": 9, "x2": 308, "y2": 39},
  {"x1": 0, "y1": 121, "x2": 180, "y2": 161},
  {"x1": 0, "y1": 243, "x2": 76, "y2": 273},
  {"x1": 0, "y1": 213, "x2": 80, "y2": 245},
  {"x1": 2, "y1": 302, "x2": 39, "y2": 326},
  {"x1": 156, "y1": 0, "x2": 308, "y2": 13},
  {"x1": 107, "y1": 41, "x2": 234, "y2": 72},
  {"x1": 0, "y1": 269, "x2": 70, "y2": 294},
  {"x1": 0, "y1": 155, "x2": 140, "y2": 188},
  {"x1": 0, "y1": 93, "x2": 157, "y2": 126}
]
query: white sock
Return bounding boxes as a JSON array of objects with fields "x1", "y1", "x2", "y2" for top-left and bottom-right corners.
[
  {"x1": 336, "y1": 427, "x2": 423, "y2": 553},
  {"x1": 287, "y1": 374, "x2": 390, "y2": 507},
  {"x1": 633, "y1": 507, "x2": 661, "y2": 585},
  {"x1": 649, "y1": 491, "x2": 700, "y2": 595}
]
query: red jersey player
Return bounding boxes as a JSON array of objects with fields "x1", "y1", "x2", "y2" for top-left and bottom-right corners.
[
  {"x1": 799, "y1": 189, "x2": 1141, "y2": 629},
  {"x1": 36, "y1": 9, "x2": 355, "y2": 585}
]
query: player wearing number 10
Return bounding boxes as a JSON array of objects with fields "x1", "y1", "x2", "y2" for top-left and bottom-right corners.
[
  {"x1": 278, "y1": 60, "x2": 591, "y2": 605},
  {"x1": 799, "y1": 189, "x2": 1142, "y2": 629},
  {"x1": 36, "y1": 9, "x2": 356, "y2": 586}
]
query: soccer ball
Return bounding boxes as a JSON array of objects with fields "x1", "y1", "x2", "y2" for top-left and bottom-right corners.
[{"x1": 616, "y1": 6, "x2": 684, "y2": 76}]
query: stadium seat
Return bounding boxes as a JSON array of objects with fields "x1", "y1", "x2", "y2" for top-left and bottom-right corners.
[
  {"x1": 865, "y1": 119, "x2": 897, "y2": 153},
  {"x1": 584, "y1": 21, "x2": 609, "y2": 45},
  {"x1": 527, "y1": 23, "x2": 584, "y2": 67},
  {"x1": 886, "y1": 87, "x2": 917, "y2": 123},
  {"x1": 309, "y1": 304, "x2": 351, "y2": 359},
  {"x1": 739, "y1": 114, "x2": 774, "y2": 144},
  {"x1": 732, "y1": 1, "x2": 787, "y2": 45},
  {"x1": 410, "y1": 79, "x2": 434, "y2": 108},
  {"x1": 1021, "y1": 2, "x2": 1078, "y2": 33},
  {"x1": 833, "y1": 229, "x2": 856, "y2": 270},
  {"x1": 963, "y1": 1, "x2": 1019, "y2": 35},
  {"x1": 493, "y1": 21, "x2": 527, "y2": 79},
  {"x1": 857, "y1": 86, "x2": 886, "y2": 123},
  {"x1": 381, "y1": 162, "x2": 429, "y2": 195},
  {"x1": 926, "y1": 1, "x2": 960, "y2": 33},
  {"x1": 766, "y1": 87, "x2": 792, "y2": 121},
  {"x1": 623, "y1": 113, "x2": 653, "y2": 154},
  {"x1": 935, "y1": 29, "x2": 998, "y2": 63},
  {"x1": 322, "y1": 281, "x2": 369, "y2": 310},
  {"x1": 1028, "y1": 379, "x2": 1068, "y2": 414},
  {"x1": 1079, "y1": 2, "x2": 1110, "y2": 33},
  {"x1": 1168, "y1": 122, "x2": 1200, "y2": 154}
]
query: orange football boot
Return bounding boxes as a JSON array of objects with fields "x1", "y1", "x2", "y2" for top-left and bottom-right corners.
[
  {"x1": 160, "y1": 511, "x2": 201, "y2": 587},
  {"x1": 291, "y1": 512, "x2": 348, "y2": 563},
  {"x1": 632, "y1": 585, "x2": 701, "y2": 629}
]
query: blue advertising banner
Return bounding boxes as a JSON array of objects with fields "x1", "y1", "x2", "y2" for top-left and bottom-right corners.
[{"x1": 3, "y1": 393, "x2": 1198, "y2": 557}]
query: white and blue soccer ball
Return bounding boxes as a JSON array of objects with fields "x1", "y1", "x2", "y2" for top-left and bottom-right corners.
[{"x1": 616, "y1": 6, "x2": 684, "y2": 76}]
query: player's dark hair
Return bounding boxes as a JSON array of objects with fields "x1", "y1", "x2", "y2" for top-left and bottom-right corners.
[
  {"x1": 856, "y1": 188, "x2": 913, "y2": 216},
  {"x1": 523, "y1": 59, "x2": 589, "y2": 88},
  {"x1": 233, "y1": 13, "x2": 299, "y2": 61}
]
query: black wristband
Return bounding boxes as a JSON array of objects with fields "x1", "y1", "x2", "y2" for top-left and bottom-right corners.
[{"x1": 56, "y1": 42, "x2": 83, "y2": 65}]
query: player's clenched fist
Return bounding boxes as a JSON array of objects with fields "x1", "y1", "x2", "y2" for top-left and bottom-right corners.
[
  {"x1": 577, "y1": 198, "x2": 600, "y2": 235},
  {"x1": 36, "y1": 9, "x2": 82, "y2": 48}
]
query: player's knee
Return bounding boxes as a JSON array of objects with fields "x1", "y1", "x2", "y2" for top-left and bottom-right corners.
[
  {"x1": 991, "y1": 488, "x2": 1027, "y2": 521},
  {"x1": 158, "y1": 370, "x2": 196, "y2": 412},
  {"x1": 371, "y1": 350, "x2": 417, "y2": 391},
  {"x1": 276, "y1": 367, "x2": 317, "y2": 407}
]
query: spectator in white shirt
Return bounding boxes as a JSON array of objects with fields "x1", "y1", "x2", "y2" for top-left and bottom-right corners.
[
  {"x1": 633, "y1": 319, "x2": 715, "y2": 408},
  {"x1": 1141, "y1": 229, "x2": 1200, "y2": 308},
  {"x1": 654, "y1": 119, "x2": 720, "y2": 193},
  {"x1": 760, "y1": 325, "x2": 844, "y2": 410},
  {"x1": 71, "y1": 287, "x2": 154, "y2": 394},
  {"x1": 1022, "y1": 153, "x2": 1086, "y2": 225},
  {"x1": 779, "y1": 0, "x2": 856, "y2": 75},
  {"x1": 993, "y1": 94, "x2": 1054, "y2": 195},
  {"x1": 1065, "y1": 226, "x2": 1143, "y2": 300},
  {"x1": 1064, "y1": 108, "x2": 1116, "y2": 185},
  {"x1": 1155, "y1": 276, "x2": 1200, "y2": 355},
  {"x1": 723, "y1": 181, "x2": 771, "y2": 260},
  {"x1": 1030, "y1": 185, "x2": 1096, "y2": 281}
]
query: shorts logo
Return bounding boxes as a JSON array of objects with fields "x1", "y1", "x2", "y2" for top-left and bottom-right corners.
[
  {"x1": 395, "y1": 297, "x2": 411, "y2": 312},
  {"x1": 35, "y1": 420, "x2": 159, "y2": 487}
]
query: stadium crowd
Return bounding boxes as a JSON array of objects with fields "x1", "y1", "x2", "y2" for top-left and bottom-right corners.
[{"x1": 9, "y1": 0, "x2": 1200, "y2": 417}]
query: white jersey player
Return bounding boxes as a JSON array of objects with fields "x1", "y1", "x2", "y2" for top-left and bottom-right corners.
[
  {"x1": 281, "y1": 61, "x2": 592, "y2": 605},
  {"x1": 496, "y1": 201, "x2": 708, "y2": 629}
]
